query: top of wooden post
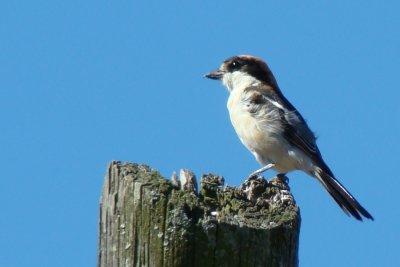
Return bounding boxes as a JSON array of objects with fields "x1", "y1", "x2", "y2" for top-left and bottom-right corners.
[{"x1": 98, "y1": 161, "x2": 300, "y2": 267}]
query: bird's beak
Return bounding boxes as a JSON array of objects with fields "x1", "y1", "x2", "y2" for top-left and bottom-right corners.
[{"x1": 204, "y1": 70, "x2": 224, "y2": 80}]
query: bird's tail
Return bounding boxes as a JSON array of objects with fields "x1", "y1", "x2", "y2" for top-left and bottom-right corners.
[{"x1": 313, "y1": 167, "x2": 373, "y2": 221}]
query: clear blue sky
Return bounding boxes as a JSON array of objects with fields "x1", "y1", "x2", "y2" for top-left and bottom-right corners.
[{"x1": 1, "y1": 1, "x2": 399, "y2": 266}]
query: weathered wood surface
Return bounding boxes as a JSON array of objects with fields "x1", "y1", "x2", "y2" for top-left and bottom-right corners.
[{"x1": 98, "y1": 161, "x2": 300, "y2": 267}]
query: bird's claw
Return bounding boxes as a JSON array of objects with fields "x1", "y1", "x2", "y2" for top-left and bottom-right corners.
[{"x1": 247, "y1": 163, "x2": 275, "y2": 179}]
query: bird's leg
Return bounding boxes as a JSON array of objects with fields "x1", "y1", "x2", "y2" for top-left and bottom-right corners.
[{"x1": 247, "y1": 163, "x2": 275, "y2": 180}]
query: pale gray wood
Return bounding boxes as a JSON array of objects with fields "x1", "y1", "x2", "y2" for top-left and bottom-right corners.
[{"x1": 98, "y1": 161, "x2": 300, "y2": 267}]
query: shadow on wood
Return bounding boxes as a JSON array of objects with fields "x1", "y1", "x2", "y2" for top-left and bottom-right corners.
[{"x1": 98, "y1": 161, "x2": 300, "y2": 267}]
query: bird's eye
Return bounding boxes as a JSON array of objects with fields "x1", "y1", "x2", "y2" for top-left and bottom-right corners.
[{"x1": 230, "y1": 60, "x2": 241, "y2": 70}]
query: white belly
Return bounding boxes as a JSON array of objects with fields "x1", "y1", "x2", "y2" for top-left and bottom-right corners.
[{"x1": 227, "y1": 91, "x2": 313, "y2": 174}]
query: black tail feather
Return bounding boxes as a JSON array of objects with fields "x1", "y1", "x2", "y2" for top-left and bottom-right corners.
[{"x1": 314, "y1": 167, "x2": 373, "y2": 221}]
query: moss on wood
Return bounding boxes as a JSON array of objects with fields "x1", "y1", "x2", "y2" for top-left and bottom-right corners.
[{"x1": 98, "y1": 161, "x2": 300, "y2": 267}]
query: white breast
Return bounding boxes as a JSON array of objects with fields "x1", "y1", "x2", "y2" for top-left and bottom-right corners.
[{"x1": 227, "y1": 86, "x2": 313, "y2": 174}]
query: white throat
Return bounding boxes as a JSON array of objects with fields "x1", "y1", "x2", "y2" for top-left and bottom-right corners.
[{"x1": 222, "y1": 71, "x2": 261, "y2": 92}]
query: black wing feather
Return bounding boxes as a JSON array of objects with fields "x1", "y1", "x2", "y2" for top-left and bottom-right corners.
[{"x1": 242, "y1": 85, "x2": 373, "y2": 220}]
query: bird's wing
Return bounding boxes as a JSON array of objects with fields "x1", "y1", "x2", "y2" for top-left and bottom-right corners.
[
  {"x1": 242, "y1": 85, "x2": 373, "y2": 221},
  {"x1": 242, "y1": 85, "x2": 329, "y2": 171}
]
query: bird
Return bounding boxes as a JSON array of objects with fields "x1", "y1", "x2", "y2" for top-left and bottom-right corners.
[{"x1": 204, "y1": 55, "x2": 373, "y2": 221}]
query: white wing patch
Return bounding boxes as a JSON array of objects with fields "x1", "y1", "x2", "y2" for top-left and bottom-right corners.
[{"x1": 266, "y1": 98, "x2": 285, "y2": 110}]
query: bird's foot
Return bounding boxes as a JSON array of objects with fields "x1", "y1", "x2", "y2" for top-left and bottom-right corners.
[
  {"x1": 240, "y1": 164, "x2": 275, "y2": 201},
  {"x1": 246, "y1": 163, "x2": 275, "y2": 181},
  {"x1": 276, "y1": 173, "x2": 288, "y2": 182},
  {"x1": 240, "y1": 163, "x2": 276, "y2": 191}
]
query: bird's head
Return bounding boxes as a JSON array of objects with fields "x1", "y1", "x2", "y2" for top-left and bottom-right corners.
[{"x1": 205, "y1": 55, "x2": 277, "y2": 91}]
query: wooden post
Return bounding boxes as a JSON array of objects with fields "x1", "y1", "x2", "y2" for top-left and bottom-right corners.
[{"x1": 98, "y1": 161, "x2": 300, "y2": 267}]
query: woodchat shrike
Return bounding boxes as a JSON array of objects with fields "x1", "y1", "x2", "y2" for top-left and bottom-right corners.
[{"x1": 205, "y1": 55, "x2": 373, "y2": 221}]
